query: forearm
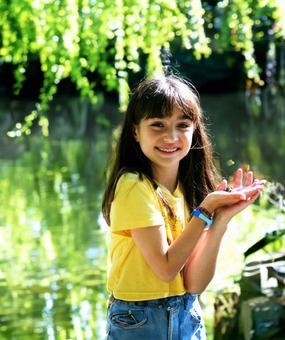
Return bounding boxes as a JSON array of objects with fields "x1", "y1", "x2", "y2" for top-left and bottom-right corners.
[
  {"x1": 182, "y1": 180, "x2": 264, "y2": 293},
  {"x1": 183, "y1": 217, "x2": 228, "y2": 293},
  {"x1": 163, "y1": 214, "x2": 226, "y2": 282},
  {"x1": 160, "y1": 218, "x2": 207, "y2": 282},
  {"x1": 131, "y1": 215, "x2": 208, "y2": 283}
]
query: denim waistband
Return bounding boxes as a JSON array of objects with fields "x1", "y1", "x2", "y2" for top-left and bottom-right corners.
[{"x1": 109, "y1": 293, "x2": 199, "y2": 309}]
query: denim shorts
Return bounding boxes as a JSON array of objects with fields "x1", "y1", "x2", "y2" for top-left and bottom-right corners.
[{"x1": 106, "y1": 293, "x2": 206, "y2": 340}]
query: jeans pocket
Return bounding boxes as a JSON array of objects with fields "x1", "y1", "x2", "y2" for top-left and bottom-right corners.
[{"x1": 110, "y1": 307, "x2": 147, "y2": 329}]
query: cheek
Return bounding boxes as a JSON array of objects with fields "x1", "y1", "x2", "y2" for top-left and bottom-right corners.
[
  {"x1": 141, "y1": 130, "x2": 160, "y2": 145},
  {"x1": 184, "y1": 132, "x2": 193, "y2": 147}
]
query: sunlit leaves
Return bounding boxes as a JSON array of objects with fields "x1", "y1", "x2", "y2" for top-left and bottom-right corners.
[
  {"x1": 214, "y1": 0, "x2": 261, "y2": 82},
  {"x1": 178, "y1": 0, "x2": 211, "y2": 58},
  {"x1": 1, "y1": 0, "x2": 285, "y2": 134}
]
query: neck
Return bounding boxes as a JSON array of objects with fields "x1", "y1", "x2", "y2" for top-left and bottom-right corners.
[{"x1": 152, "y1": 165, "x2": 179, "y2": 193}]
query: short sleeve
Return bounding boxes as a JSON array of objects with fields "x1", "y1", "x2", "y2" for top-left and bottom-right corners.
[{"x1": 110, "y1": 173, "x2": 164, "y2": 231}]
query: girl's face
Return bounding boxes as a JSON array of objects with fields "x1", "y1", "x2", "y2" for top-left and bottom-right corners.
[{"x1": 134, "y1": 107, "x2": 194, "y2": 179}]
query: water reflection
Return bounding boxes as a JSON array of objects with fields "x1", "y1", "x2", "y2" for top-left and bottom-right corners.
[
  {"x1": 0, "y1": 134, "x2": 110, "y2": 339},
  {"x1": 202, "y1": 91, "x2": 285, "y2": 183},
  {"x1": 0, "y1": 88, "x2": 284, "y2": 339}
]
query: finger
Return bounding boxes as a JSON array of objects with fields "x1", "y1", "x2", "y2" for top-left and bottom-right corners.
[
  {"x1": 252, "y1": 179, "x2": 267, "y2": 186},
  {"x1": 216, "y1": 179, "x2": 227, "y2": 191},
  {"x1": 246, "y1": 190, "x2": 261, "y2": 203},
  {"x1": 218, "y1": 191, "x2": 246, "y2": 201},
  {"x1": 242, "y1": 185, "x2": 265, "y2": 199},
  {"x1": 232, "y1": 191, "x2": 261, "y2": 212},
  {"x1": 244, "y1": 179, "x2": 266, "y2": 189},
  {"x1": 233, "y1": 168, "x2": 243, "y2": 188},
  {"x1": 243, "y1": 179, "x2": 266, "y2": 188},
  {"x1": 243, "y1": 184, "x2": 265, "y2": 192},
  {"x1": 245, "y1": 171, "x2": 253, "y2": 186}
]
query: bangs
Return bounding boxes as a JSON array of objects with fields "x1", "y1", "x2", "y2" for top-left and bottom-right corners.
[{"x1": 132, "y1": 76, "x2": 200, "y2": 123}]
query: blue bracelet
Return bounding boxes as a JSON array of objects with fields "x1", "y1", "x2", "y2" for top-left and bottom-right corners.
[{"x1": 192, "y1": 208, "x2": 213, "y2": 230}]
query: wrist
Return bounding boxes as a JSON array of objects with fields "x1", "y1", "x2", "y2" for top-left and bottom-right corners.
[
  {"x1": 192, "y1": 206, "x2": 213, "y2": 229},
  {"x1": 214, "y1": 213, "x2": 230, "y2": 226},
  {"x1": 200, "y1": 199, "x2": 215, "y2": 215}
]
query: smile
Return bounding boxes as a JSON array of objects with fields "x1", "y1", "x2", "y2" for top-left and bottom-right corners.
[{"x1": 156, "y1": 147, "x2": 179, "y2": 153}]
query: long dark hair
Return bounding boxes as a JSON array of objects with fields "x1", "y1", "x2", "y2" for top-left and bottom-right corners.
[{"x1": 102, "y1": 75, "x2": 219, "y2": 225}]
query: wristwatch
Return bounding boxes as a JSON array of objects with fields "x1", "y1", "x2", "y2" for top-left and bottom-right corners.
[{"x1": 192, "y1": 208, "x2": 213, "y2": 229}]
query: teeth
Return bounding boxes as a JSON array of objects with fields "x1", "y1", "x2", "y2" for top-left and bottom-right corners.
[{"x1": 158, "y1": 147, "x2": 178, "y2": 152}]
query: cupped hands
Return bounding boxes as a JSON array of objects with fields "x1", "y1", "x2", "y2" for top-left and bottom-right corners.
[{"x1": 201, "y1": 168, "x2": 266, "y2": 224}]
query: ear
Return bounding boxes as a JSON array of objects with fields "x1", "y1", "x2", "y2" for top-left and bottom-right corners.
[{"x1": 133, "y1": 125, "x2": 139, "y2": 142}]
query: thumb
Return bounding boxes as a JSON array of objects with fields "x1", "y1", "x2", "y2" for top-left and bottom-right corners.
[{"x1": 216, "y1": 179, "x2": 227, "y2": 191}]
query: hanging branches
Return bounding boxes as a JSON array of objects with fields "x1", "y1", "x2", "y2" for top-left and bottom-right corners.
[{"x1": 0, "y1": 0, "x2": 284, "y2": 135}]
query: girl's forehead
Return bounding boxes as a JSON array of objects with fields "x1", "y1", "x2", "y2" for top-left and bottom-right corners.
[
  {"x1": 142, "y1": 106, "x2": 194, "y2": 121},
  {"x1": 146, "y1": 107, "x2": 188, "y2": 119}
]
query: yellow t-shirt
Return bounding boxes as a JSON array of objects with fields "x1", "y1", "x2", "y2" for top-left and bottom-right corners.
[{"x1": 107, "y1": 172, "x2": 189, "y2": 301}]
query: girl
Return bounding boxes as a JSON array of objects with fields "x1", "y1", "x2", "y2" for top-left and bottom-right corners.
[{"x1": 102, "y1": 75, "x2": 265, "y2": 340}]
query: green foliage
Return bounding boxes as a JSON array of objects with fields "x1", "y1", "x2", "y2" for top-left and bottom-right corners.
[
  {"x1": 202, "y1": 188, "x2": 285, "y2": 339},
  {"x1": 1, "y1": 0, "x2": 285, "y2": 134},
  {"x1": 214, "y1": 0, "x2": 260, "y2": 81}
]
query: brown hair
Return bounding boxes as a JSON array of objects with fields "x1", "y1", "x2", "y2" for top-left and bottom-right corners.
[{"x1": 102, "y1": 75, "x2": 219, "y2": 225}]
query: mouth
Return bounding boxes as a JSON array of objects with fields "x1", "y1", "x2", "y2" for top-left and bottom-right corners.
[{"x1": 156, "y1": 146, "x2": 179, "y2": 154}]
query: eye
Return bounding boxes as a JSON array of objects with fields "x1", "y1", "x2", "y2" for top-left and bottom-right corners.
[
  {"x1": 177, "y1": 122, "x2": 191, "y2": 129},
  {"x1": 150, "y1": 121, "x2": 164, "y2": 128}
]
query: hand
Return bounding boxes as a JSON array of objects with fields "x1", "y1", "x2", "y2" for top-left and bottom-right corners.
[
  {"x1": 200, "y1": 168, "x2": 266, "y2": 217},
  {"x1": 214, "y1": 168, "x2": 266, "y2": 224},
  {"x1": 216, "y1": 168, "x2": 263, "y2": 192}
]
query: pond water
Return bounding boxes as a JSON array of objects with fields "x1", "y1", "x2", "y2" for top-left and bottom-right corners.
[{"x1": 0, "y1": 91, "x2": 284, "y2": 339}]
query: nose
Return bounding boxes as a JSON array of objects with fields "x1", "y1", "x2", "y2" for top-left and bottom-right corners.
[{"x1": 163, "y1": 127, "x2": 178, "y2": 143}]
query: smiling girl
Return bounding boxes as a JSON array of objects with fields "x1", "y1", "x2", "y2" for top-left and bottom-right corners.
[{"x1": 102, "y1": 75, "x2": 265, "y2": 340}]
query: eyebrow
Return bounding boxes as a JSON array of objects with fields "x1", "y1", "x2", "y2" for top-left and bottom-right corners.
[
  {"x1": 178, "y1": 114, "x2": 192, "y2": 120},
  {"x1": 147, "y1": 114, "x2": 193, "y2": 121}
]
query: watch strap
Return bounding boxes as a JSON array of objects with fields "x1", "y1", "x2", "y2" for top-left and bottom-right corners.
[{"x1": 192, "y1": 208, "x2": 213, "y2": 229}]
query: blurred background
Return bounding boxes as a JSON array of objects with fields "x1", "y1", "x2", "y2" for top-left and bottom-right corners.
[{"x1": 0, "y1": 1, "x2": 284, "y2": 339}]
